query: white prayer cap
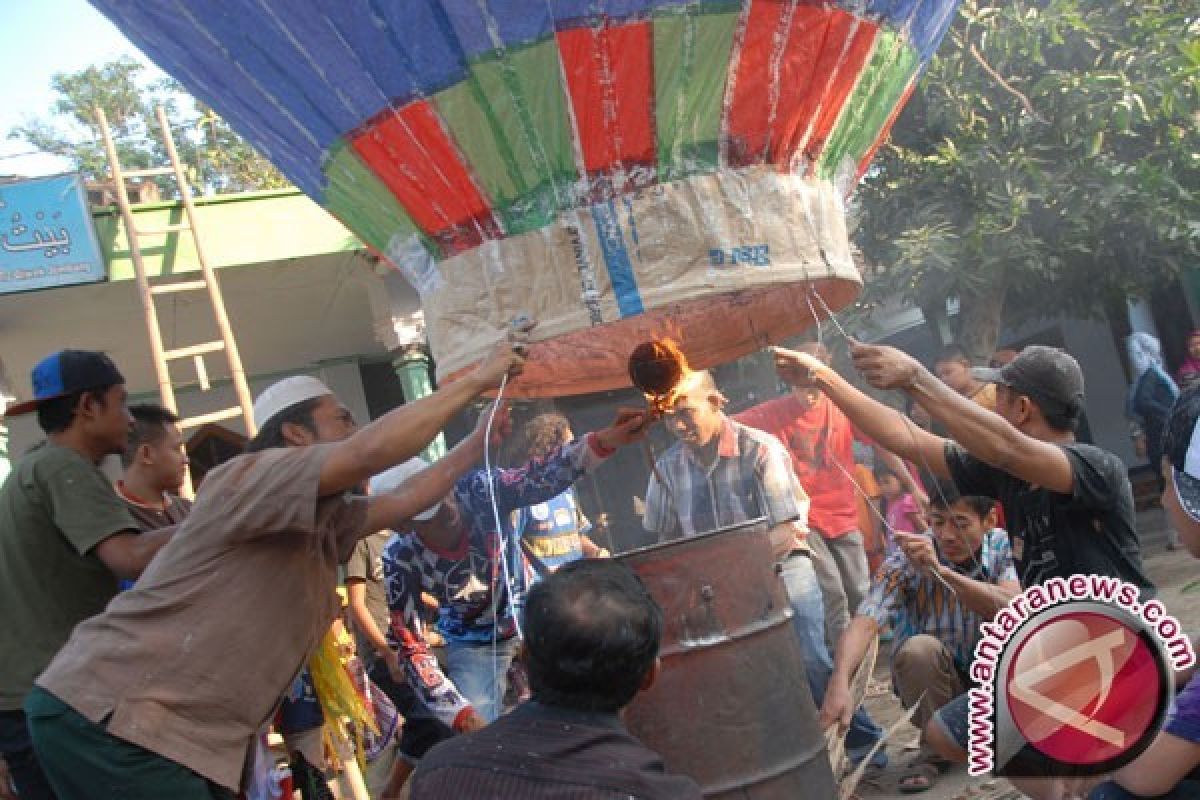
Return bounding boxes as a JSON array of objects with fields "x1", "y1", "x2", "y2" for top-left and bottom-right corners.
[
  {"x1": 253, "y1": 375, "x2": 334, "y2": 429},
  {"x1": 369, "y1": 458, "x2": 442, "y2": 521}
]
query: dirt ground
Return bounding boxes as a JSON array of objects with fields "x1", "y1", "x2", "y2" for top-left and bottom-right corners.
[{"x1": 851, "y1": 508, "x2": 1198, "y2": 800}]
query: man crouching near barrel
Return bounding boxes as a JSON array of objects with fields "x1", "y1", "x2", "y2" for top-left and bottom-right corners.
[{"x1": 639, "y1": 369, "x2": 882, "y2": 764}]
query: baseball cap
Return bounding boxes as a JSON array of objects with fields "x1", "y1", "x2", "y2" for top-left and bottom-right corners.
[
  {"x1": 1164, "y1": 386, "x2": 1200, "y2": 523},
  {"x1": 253, "y1": 376, "x2": 333, "y2": 429},
  {"x1": 4, "y1": 350, "x2": 125, "y2": 417},
  {"x1": 368, "y1": 458, "x2": 442, "y2": 521},
  {"x1": 972, "y1": 346, "x2": 1085, "y2": 421}
]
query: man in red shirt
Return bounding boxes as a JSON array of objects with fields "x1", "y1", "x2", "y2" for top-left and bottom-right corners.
[{"x1": 737, "y1": 343, "x2": 926, "y2": 645}]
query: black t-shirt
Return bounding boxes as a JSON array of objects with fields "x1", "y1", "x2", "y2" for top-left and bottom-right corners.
[{"x1": 945, "y1": 442, "x2": 1154, "y2": 594}]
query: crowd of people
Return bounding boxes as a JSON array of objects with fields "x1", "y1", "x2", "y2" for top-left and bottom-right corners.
[{"x1": 1, "y1": 321, "x2": 1198, "y2": 800}]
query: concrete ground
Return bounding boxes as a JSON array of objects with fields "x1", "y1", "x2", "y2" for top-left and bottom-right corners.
[{"x1": 851, "y1": 508, "x2": 1197, "y2": 800}]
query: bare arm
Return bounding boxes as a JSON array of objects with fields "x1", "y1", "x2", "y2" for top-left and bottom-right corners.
[
  {"x1": 851, "y1": 344, "x2": 1075, "y2": 495},
  {"x1": 362, "y1": 422, "x2": 487, "y2": 535},
  {"x1": 773, "y1": 347, "x2": 951, "y2": 478},
  {"x1": 767, "y1": 521, "x2": 806, "y2": 561},
  {"x1": 1112, "y1": 732, "x2": 1200, "y2": 797},
  {"x1": 939, "y1": 569, "x2": 1019, "y2": 619},
  {"x1": 346, "y1": 579, "x2": 393, "y2": 662},
  {"x1": 320, "y1": 336, "x2": 527, "y2": 497},
  {"x1": 819, "y1": 615, "x2": 880, "y2": 729},
  {"x1": 93, "y1": 527, "x2": 174, "y2": 581}
]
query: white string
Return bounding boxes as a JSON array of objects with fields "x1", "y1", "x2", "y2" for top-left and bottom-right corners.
[
  {"x1": 801, "y1": 286, "x2": 985, "y2": 583},
  {"x1": 483, "y1": 372, "x2": 522, "y2": 718}
]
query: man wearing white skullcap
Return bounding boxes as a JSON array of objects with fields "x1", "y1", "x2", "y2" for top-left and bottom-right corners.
[{"x1": 26, "y1": 330, "x2": 532, "y2": 800}]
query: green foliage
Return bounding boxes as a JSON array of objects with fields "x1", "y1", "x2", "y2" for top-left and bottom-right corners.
[
  {"x1": 7, "y1": 57, "x2": 287, "y2": 195},
  {"x1": 855, "y1": 0, "x2": 1200, "y2": 358}
]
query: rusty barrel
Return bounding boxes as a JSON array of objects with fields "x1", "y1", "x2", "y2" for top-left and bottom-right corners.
[{"x1": 619, "y1": 519, "x2": 835, "y2": 799}]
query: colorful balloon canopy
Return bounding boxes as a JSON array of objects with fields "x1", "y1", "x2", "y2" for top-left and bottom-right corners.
[{"x1": 91, "y1": 0, "x2": 959, "y2": 396}]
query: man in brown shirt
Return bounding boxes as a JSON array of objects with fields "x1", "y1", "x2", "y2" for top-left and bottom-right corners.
[
  {"x1": 25, "y1": 337, "x2": 529, "y2": 800},
  {"x1": 116, "y1": 404, "x2": 193, "y2": 533}
]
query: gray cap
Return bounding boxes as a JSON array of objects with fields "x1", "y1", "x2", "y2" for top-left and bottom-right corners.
[{"x1": 972, "y1": 346, "x2": 1085, "y2": 420}]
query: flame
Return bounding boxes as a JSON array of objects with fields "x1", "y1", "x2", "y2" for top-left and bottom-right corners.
[{"x1": 629, "y1": 339, "x2": 692, "y2": 413}]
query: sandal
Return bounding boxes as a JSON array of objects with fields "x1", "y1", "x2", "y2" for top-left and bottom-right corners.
[{"x1": 897, "y1": 756, "x2": 951, "y2": 794}]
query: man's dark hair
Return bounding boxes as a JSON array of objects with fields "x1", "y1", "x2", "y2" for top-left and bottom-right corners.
[
  {"x1": 36, "y1": 387, "x2": 116, "y2": 435},
  {"x1": 522, "y1": 559, "x2": 662, "y2": 713},
  {"x1": 998, "y1": 385, "x2": 1081, "y2": 433},
  {"x1": 246, "y1": 398, "x2": 321, "y2": 452},
  {"x1": 121, "y1": 404, "x2": 181, "y2": 467},
  {"x1": 928, "y1": 481, "x2": 994, "y2": 519},
  {"x1": 1029, "y1": 398, "x2": 1080, "y2": 433},
  {"x1": 934, "y1": 344, "x2": 971, "y2": 367}
]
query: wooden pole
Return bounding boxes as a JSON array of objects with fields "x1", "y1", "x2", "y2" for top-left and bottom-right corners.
[
  {"x1": 154, "y1": 105, "x2": 258, "y2": 436},
  {"x1": 94, "y1": 108, "x2": 179, "y2": 419}
]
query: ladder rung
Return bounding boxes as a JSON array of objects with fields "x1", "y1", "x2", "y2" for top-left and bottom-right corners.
[
  {"x1": 123, "y1": 166, "x2": 175, "y2": 179},
  {"x1": 180, "y1": 407, "x2": 243, "y2": 430},
  {"x1": 150, "y1": 280, "x2": 208, "y2": 295},
  {"x1": 164, "y1": 340, "x2": 224, "y2": 361},
  {"x1": 137, "y1": 224, "x2": 190, "y2": 236}
]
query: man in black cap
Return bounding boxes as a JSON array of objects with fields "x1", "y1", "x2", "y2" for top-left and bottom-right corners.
[
  {"x1": 774, "y1": 343, "x2": 1151, "y2": 594},
  {"x1": 0, "y1": 350, "x2": 173, "y2": 799},
  {"x1": 772, "y1": 343, "x2": 1153, "y2": 780}
]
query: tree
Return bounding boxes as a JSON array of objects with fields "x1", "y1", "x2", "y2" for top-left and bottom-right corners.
[
  {"x1": 854, "y1": 0, "x2": 1200, "y2": 360},
  {"x1": 8, "y1": 57, "x2": 287, "y2": 194}
]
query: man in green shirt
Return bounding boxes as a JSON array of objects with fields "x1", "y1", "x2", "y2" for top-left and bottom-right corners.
[{"x1": 0, "y1": 350, "x2": 172, "y2": 799}]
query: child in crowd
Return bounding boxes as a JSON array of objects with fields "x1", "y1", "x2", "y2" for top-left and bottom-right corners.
[{"x1": 878, "y1": 466, "x2": 925, "y2": 546}]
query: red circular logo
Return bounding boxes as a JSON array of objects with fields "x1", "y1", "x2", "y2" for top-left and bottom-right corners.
[{"x1": 1005, "y1": 611, "x2": 1163, "y2": 766}]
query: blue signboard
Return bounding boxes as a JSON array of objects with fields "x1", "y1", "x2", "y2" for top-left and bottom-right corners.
[{"x1": 0, "y1": 174, "x2": 106, "y2": 294}]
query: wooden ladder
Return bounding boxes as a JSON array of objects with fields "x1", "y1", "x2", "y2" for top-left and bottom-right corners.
[{"x1": 95, "y1": 105, "x2": 257, "y2": 495}]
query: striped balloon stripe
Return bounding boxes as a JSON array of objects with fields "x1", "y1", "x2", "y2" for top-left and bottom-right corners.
[
  {"x1": 818, "y1": 28, "x2": 921, "y2": 179},
  {"x1": 557, "y1": 21, "x2": 658, "y2": 184},
  {"x1": 350, "y1": 102, "x2": 500, "y2": 256},
  {"x1": 653, "y1": 5, "x2": 740, "y2": 181},
  {"x1": 433, "y1": 39, "x2": 579, "y2": 237},
  {"x1": 89, "y1": 0, "x2": 959, "y2": 258}
]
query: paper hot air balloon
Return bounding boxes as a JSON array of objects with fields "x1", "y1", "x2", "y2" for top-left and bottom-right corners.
[{"x1": 90, "y1": 0, "x2": 960, "y2": 397}]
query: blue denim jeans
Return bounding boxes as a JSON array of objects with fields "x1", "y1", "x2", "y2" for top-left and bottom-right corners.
[
  {"x1": 443, "y1": 636, "x2": 520, "y2": 723},
  {"x1": 780, "y1": 552, "x2": 884, "y2": 754}
]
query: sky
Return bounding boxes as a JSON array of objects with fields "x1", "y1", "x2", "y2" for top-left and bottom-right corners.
[{"x1": 0, "y1": 0, "x2": 163, "y2": 177}]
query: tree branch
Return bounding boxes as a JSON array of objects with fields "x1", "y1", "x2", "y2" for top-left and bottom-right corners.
[{"x1": 968, "y1": 44, "x2": 1049, "y2": 124}]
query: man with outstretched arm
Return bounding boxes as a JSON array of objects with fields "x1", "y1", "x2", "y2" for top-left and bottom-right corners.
[
  {"x1": 25, "y1": 333, "x2": 529, "y2": 800},
  {"x1": 773, "y1": 343, "x2": 1153, "y2": 794},
  {"x1": 772, "y1": 343, "x2": 1151, "y2": 593}
]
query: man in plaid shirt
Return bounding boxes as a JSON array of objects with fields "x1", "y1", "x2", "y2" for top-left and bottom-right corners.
[{"x1": 641, "y1": 369, "x2": 886, "y2": 766}]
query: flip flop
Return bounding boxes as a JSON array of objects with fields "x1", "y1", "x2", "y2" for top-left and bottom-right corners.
[{"x1": 898, "y1": 756, "x2": 952, "y2": 794}]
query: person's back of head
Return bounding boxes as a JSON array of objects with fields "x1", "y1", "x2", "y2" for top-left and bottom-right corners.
[
  {"x1": 522, "y1": 559, "x2": 662, "y2": 713},
  {"x1": 510, "y1": 411, "x2": 572, "y2": 465}
]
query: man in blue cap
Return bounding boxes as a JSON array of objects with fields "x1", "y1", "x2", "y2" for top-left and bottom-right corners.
[{"x1": 0, "y1": 350, "x2": 173, "y2": 799}]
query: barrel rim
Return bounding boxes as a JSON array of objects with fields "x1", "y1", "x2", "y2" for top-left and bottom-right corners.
[{"x1": 616, "y1": 516, "x2": 769, "y2": 561}]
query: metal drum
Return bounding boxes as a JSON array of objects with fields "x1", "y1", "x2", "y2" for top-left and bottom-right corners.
[{"x1": 620, "y1": 519, "x2": 835, "y2": 799}]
